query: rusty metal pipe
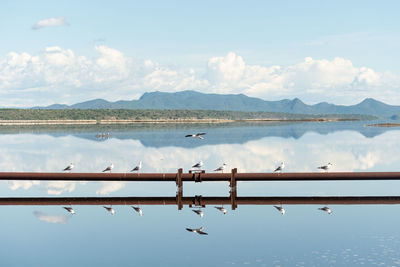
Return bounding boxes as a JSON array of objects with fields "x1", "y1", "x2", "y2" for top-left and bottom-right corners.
[
  {"x1": 0, "y1": 172, "x2": 400, "y2": 181},
  {"x1": 2, "y1": 196, "x2": 400, "y2": 206}
]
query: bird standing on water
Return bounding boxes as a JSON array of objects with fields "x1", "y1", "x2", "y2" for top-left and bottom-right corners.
[
  {"x1": 214, "y1": 163, "x2": 227, "y2": 173},
  {"x1": 318, "y1": 163, "x2": 332, "y2": 171},
  {"x1": 102, "y1": 163, "x2": 114, "y2": 173},
  {"x1": 274, "y1": 205, "x2": 286, "y2": 215},
  {"x1": 318, "y1": 206, "x2": 332, "y2": 214},
  {"x1": 132, "y1": 206, "x2": 143, "y2": 216},
  {"x1": 186, "y1": 227, "x2": 208, "y2": 235},
  {"x1": 63, "y1": 163, "x2": 74, "y2": 172},
  {"x1": 274, "y1": 162, "x2": 285, "y2": 173},
  {"x1": 185, "y1": 133, "x2": 206, "y2": 139},
  {"x1": 130, "y1": 161, "x2": 142, "y2": 173}
]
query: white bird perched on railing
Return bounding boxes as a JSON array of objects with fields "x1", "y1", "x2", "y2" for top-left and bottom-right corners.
[
  {"x1": 130, "y1": 161, "x2": 142, "y2": 173},
  {"x1": 192, "y1": 209, "x2": 204, "y2": 218},
  {"x1": 63, "y1": 163, "x2": 74, "y2": 172},
  {"x1": 318, "y1": 206, "x2": 332, "y2": 214},
  {"x1": 215, "y1": 206, "x2": 227, "y2": 214},
  {"x1": 318, "y1": 163, "x2": 332, "y2": 171},
  {"x1": 274, "y1": 205, "x2": 286, "y2": 215},
  {"x1": 214, "y1": 163, "x2": 227, "y2": 173},
  {"x1": 185, "y1": 133, "x2": 206, "y2": 139},
  {"x1": 102, "y1": 163, "x2": 114, "y2": 173},
  {"x1": 192, "y1": 161, "x2": 203, "y2": 169},
  {"x1": 186, "y1": 227, "x2": 208, "y2": 235},
  {"x1": 63, "y1": 206, "x2": 75, "y2": 215},
  {"x1": 274, "y1": 162, "x2": 285, "y2": 173},
  {"x1": 132, "y1": 206, "x2": 143, "y2": 216},
  {"x1": 103, "y1": 206, "x2": 115, "y2": 215}
]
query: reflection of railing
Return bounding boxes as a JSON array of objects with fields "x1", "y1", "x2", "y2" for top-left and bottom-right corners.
[{"x1": 1, "y1": 196, "x2": 400, "y2": 207}]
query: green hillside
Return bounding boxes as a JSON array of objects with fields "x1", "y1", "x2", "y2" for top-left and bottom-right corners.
[{"x1": 0, "y1": 109, "x2": 376, "y2": 121}]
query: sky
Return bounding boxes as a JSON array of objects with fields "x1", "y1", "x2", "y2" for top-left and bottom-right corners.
[{"x1": 1, "y1": 0, "x2": 400, "y2": 107}]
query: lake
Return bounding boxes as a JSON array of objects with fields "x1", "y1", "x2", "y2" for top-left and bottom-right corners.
[{"x1": 1, "y1": 121, "x2": 400, "y2": 266}]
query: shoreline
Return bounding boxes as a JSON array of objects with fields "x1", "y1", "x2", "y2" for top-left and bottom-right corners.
[
  {"x1": 366, "y1": 123, "x2": 400, "y2": 127},
  {"x1": 0, "y1": 118, "x2": 358, "y2": 126}
]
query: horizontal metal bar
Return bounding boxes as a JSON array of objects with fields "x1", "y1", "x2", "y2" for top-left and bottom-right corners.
[
  {"x1": 1, "y1": 196, "x2": 400, "y2": 206},
  {"x1": 0, "y1": 172, "x2": 399, "y2": 181}
]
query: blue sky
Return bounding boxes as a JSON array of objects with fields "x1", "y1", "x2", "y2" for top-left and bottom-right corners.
[{"x1": 1, "y1": 0, "x2": 400, "y2": 106}]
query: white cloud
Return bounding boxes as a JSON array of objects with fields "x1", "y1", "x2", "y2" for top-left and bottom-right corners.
[
  {"x1": 33, "y1": 211, "x2": 69, "y2": 224},
  {"x1": 0, "y1": 47, "x2": 399, "y2": 106},
  {"x1": 204, "y1": 53, "x2": 400, "y2": 104},
  {"x1": 32, "y1": 17, "x2": 69, "y2": 30},
  {"x1": 96, "y1": 182, "x2": 125, "y2": 195},
  {"x1": 8, "y1": 180, "x2": 40, "y2": 190},
  {"x1": 46, "y1": 181, "x2": 77, "y2": 195}
]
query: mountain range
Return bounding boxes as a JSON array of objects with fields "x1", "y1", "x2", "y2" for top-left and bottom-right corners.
[{"x1": 38, "y1": 90, "x2": 400, "y2": 118}]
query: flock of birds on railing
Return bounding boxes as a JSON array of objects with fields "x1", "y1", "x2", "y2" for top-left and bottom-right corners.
[
  {"x1": 62, "y1": 159, "x2": 333, "y2": 175},
  {"x1": 61, "y1": 132, "x2": 335, "y2": 235}
]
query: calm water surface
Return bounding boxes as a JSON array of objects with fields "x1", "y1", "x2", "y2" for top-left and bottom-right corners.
[{"x1": 1, "y1": 121, "x2": 400, "y2": 266}]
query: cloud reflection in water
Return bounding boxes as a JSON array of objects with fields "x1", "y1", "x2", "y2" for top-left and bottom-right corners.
[{"x1": 0, "y1": 125, "x2": 398, "y2": 195}]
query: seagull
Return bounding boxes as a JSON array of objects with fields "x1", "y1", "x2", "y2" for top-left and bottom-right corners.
[
  {"x1": 214, "y1": 163, "x2": 227, "y2": 173},
  {"x1": 274, "y1": 162, "x2": 285, "y2": 173},
  {"x1": 63, "y1": 206, "x2": 75, "y2": 215},
  {"x1": 185, "y1": 133, "x2": 206, "y2": 139},
  {"x1": 102, "y1": 163, "x2": 114, "y2": 173},
  {"x1": 192, "y1": 161, "x2": 203, "y2": 169},
  {"x1": 318, "y1": 206, "x2": 332, "y2": 215},
  {"x1": 132, "y1": 206, "x2": 143, "y2": 216},
  {"x1": 192, "y1": 209, "x2": 204, "y2": 218},
  {"x1": 318, "y1": 163, "x2": 333, "y2": 171},
  {"x1": 274, "y1": 205, "x2": 286, "y2": 215},
  {"x1": 186, "y1": 227, "x2": 208, "y2": 235},
  {"x1": 215, "y1": 206, "x2": 227, "y2": 214},
  {"x1": 63, "y1": 163, "x2": 74, "y2": 172},
  {"x1": 103, "y1": 206, "x2": 115, "y2": 215},
  {"x1": 130, "y1": 161, "x2": 142, "y2": 173}
]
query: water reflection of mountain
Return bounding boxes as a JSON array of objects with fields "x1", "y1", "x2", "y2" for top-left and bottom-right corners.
[{"x1": 0, "y1": 121, "x2": 397, "y2": 148}]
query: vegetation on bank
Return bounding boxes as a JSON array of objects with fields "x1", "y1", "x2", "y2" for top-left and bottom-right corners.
[
  {"x1": 367, "y1": 123, "x2": 400, "y2": 127},
  {"x1": 0, "y1": 109, "x2": 376, "y2": 121}
]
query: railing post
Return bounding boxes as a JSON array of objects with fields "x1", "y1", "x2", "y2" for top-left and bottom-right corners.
[
  {"x1": 230, "y1": 168, "x2": 237, "y2": 210},
  {"x1": 230, "y1": 168, "x2": 237, "y2": 190},
  {"x1": 176, "y1": 168, "x2": 183, "y2": 210}
]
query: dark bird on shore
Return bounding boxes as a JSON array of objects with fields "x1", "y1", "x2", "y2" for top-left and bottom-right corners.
[
  {"x1": 318, "y1": 206, "x2": 332, "y2": 214},
  {"x1": 102, "y1": 163, "x2": 114, "y2": 173},
  {"x1": 186, "y1": 227, "x2": 208, "y2": 235},
  {"x1": 185, "y1": 133, "x2": 206, "y2": 139},
  {"x1": 318, "y1": 163, "x2": 332, "y2": 171},
  {"x1": 63, "y1": 163, "x2": 74, "y2": 172},
  {"x1": 63, "y1": 206, "x2": 75, "y2": 215}
]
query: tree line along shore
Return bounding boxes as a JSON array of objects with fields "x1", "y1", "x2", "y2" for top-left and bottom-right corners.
[{"x1": 0, "y1": 109, "x2": 376, "y2": 125}]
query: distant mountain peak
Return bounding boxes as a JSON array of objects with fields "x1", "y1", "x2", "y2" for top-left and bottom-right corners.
[{"x1": 34, "y1": 90, "x2": 400, "y2": 117}]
